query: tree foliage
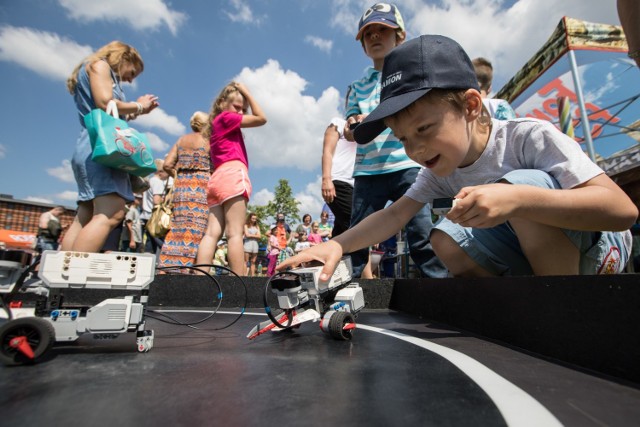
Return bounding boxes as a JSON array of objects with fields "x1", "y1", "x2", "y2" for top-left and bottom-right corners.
[{"x1": 247, "y1": 179, "x2": 300, "y2": 237}]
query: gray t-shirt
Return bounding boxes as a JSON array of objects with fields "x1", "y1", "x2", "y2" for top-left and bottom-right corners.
[{"x1": 405, "y1": 118, "x2": 604, "y2": 204}]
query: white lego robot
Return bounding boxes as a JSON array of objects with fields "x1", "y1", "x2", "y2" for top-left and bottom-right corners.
[
  {"x1": 0, "y1": 250, "x2": 156, "y2": 365},
  {"x1": 247, "y1": 257, "x2": 365, "y2": 340}
]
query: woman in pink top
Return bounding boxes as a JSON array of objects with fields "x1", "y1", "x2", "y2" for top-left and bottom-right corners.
[{"x1": 195, "y1": 82, "x2": 267, "y2": 275}]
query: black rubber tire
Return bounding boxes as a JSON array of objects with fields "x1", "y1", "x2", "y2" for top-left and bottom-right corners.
[
  {"x1": 328, "y1": 311, "x2": 355, "y2": 341},
  {"x1": 0, "y1": 317, "x2": 55, "y2": 366}
]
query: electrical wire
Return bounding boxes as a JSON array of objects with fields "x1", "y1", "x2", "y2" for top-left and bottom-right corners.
[
  {"x1": 262, "y1": 271, "x2": 303, "y2": 330},
  {"x1": 1, "y1": 257, "x2": 248, "y2": 331},
  {"x1": 150, "y1": 264, "x2": 248, "y2": 330}
]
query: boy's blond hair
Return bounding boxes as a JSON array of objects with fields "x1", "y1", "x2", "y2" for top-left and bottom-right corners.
[{"x1": 385, "y1": 89, "x2": 491, "y2": 131}]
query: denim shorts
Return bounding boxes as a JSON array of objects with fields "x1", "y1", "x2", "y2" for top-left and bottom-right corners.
[
  {"x1": 72, "y1": 129, "x2": 133, "y2": 203},
  {"x1": 434, "y1": 169, "x2": 632, "y2": 275}
]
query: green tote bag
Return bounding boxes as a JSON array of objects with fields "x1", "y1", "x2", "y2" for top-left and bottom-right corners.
[{"x1": 83, "y1": 100, "x2": 156, "y2": 177}]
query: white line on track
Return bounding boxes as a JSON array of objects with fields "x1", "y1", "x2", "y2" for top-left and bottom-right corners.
[{"x1": 153, "y1": 310, "x2": 562, "y2": 427}]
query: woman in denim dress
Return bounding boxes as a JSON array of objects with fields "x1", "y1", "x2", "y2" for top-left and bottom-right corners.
[{"x1": 62, "y1": 41, "x2": 159, "y2": 252}]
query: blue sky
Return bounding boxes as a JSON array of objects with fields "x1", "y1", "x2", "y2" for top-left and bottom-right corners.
[{"x1": 0, "y1": 0, "x2": 631, "y2": 217}]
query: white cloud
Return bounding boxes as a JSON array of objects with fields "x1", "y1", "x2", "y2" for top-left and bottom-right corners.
[
  {"x1": 145, "y1": 132, "x2": 171, "y2": 154},
  {"x1": 251, "y1": 188, "x2": 274, "y2": 207},
  {"x1": 247, "y1": 183, "x2": 326, "y2": 224},
  {"x1": 585, "y1": 71, "x2": 618, "y2": 104},
  {"x1": 305, "y1": 35, "x2": 333, "y2": 54},
  {"x1": 294, "y1": 176, "x2": 325, "y2": 220},
  {"x1": 55, "y1": 191, "x2": 79, "y2": 201},
  {"x1": 0, "y1": 143, "x2": 6, "y2": 159},
  {"x1": 225, "y1": 0, "x2": 264, "y2": 25},
  {"x1": 0, "y1": 26, "x2": 92, "y2": 81},
  {"x1": 133, "y1": 108, "x2": 186, "y2": 136},
  {"x1": 46, "y1": 159, "x2": 75, "y2": 183},
  {"x1": 329, "y1": 0, "x2": 620, "y2": 90},
  {"x1": 234, "y1": 59, "x2": 342, "y2": 170},
  {"x1": 25, "y1": 192, "x2": 77, "y2": 205},
  {"x1": 58, "y1": 0, "x2": 187, "y2": 36},
  {"x1": 25, "y1": 196, "x2": 54, "y2": 204},
  {"x1": 329, "y1": 0, "x2": 365, "y2": 35},
  {"x1": 401, "y1": 0, "x2": 620, "y2": 89}
]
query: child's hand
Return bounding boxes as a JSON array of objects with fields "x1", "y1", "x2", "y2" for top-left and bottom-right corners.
[
  {"x1": 233, "y1": 82, "x2": 249, "y2": 95},
  {"x1": 344, "y1": 114, "x2": 367, "y2": 142},
  {"x1": 276, "y1": 240, "x2": 344, "y2": 282},
  {"x1": 449, "y1": 183, "x2": 519, "y2": 228}
]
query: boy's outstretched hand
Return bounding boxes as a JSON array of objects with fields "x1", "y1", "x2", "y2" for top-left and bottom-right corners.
[{"x1": 276, "y1": 240, "x2": 344, "y2": 282}]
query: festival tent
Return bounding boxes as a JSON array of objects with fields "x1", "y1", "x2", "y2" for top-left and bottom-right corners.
[
  {"x1": 495, "y1": 16, "x2": 639, "y2": 162},
  {"x1": 0, "y1": 229, "x2": 36, "y2": 250},
  {"x1": 495, "y1": 17, "x2": 640, "y2": 206}
]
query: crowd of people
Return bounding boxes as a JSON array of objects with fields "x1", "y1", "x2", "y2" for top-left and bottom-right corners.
[{"x1": 60, "y1": 3, "x2": 638, "y2": 279}]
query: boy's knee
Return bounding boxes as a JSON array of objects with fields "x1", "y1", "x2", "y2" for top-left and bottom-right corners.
[
  {"x1": 430, "y1": 229, "x2": 457, "y2": 261},
  {"x1": 431, "y1": 229, "x2": 494, "y2": 277},
  {"x1": 500, "y1": 169, "x2": 560, "y2": 189}
]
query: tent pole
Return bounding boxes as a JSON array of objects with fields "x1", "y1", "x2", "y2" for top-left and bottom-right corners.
[{"x1": 568, "y1": 49, "x2": 597, "y2": 161}]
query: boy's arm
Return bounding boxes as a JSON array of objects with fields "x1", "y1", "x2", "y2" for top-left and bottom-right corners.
[
  {"x1": 277, "y1": 196, "x2": 424, "y2": 280},
  {"x1": 449, "y1": 174, "x2": 638, "y2": 231},
  {"x1": 343, "y1": 85, "x2": 363, "y2": 142},
  {"x1": 39, "y1": 212, "x2": 50, "y2": 228},
  {"x1": 318, "y1": 226, "x2": 331, "y2": 239},
  {"x1": 321, "y1": 124, "x2": 339, "y2": 203},
  {"x1": 126, "y1": 221, "x2": 135, "y2": 248}
]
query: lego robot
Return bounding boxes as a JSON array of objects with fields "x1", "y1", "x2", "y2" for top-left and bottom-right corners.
[
  {"x1": 0, "y1": 250, "x2": 155, "y2": 365},
  {"x1": 247, "y1": 257, "x2": 365, "y2": 340}
]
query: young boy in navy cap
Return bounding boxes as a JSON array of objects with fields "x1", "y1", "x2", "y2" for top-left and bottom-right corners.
[
  {"x1": 342, "y1": 3, "x2": 446, "y2": 279},
  {"x1": 280, "y1": 35, "x2": 637, "y2": 279}
]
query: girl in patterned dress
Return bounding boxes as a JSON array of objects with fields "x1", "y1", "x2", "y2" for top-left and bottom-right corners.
[{"x1": 158, "y1": 112, "x2": 211, "y2": 269}]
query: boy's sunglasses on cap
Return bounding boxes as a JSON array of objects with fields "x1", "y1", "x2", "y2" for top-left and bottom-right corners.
[
  {"x1": 356, "y1": 2, "x2": 404, "y2": 40},
  {"x1": 362, "y1": 2, "x2": 392, "y2": 20}
]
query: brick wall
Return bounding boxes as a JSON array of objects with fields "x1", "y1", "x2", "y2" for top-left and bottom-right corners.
[{"x1": 0, "y1": 198, "x2": 75, "y2": 234}]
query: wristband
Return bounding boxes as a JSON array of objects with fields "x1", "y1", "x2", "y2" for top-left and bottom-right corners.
[{"x1": 134, "y1": 102, "x2": 143, "y2": 114}]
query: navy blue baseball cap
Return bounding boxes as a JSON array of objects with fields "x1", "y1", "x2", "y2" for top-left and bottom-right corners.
[
  {"x1": 353, "y1": 35, "x2": 480, "y2": 144},
  {"x1": 356, "y1": 3, "x2": 405, "y2": 41}
]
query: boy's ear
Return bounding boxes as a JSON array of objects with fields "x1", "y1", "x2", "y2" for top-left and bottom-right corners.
[
  {"x1": 396, "y1": 31, "x2": 406, "y2": 46},
  {"x1": 464, "y1": 89, "x2": 483, "y2": 122}
]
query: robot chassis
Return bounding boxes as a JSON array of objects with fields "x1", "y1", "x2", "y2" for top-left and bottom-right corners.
[
  {"x1": 247, "y1": 257, "x2": 365, "y2": 340},
  {"x1": 0, "y1": 249, "x2": 363, "y2": 363},
  {"x1": 0, "y1": 250, "x2": 155, "y2": 366}
]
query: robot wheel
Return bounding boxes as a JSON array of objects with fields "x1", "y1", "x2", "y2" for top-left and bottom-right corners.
[{"x1": 0, "y1": 317, "x2": 55, "y2": 366}]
